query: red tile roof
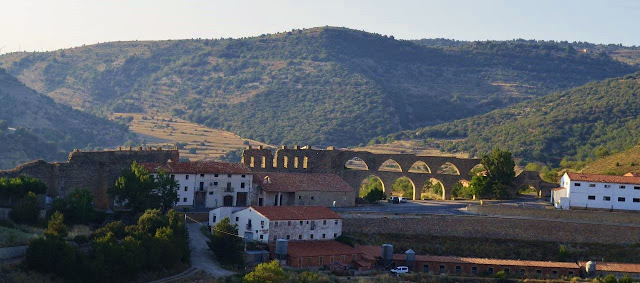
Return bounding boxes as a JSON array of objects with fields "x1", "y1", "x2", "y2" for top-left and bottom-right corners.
[
  {"x1": 551, "y1": 187, "x2": 567, "y2": 192},
  {"x1": 287, "y1": 241, "x2": 359, "y2": 257},
  {"x1": 253, "y1": 172, "x2": 353, "y2": 193},
  {"x1": 357, "y1": 246, "x2": 579, "y2": 269},
  {"x1": 250, "y1": 206, "x2": 342, "y2": 220},
  {"x1": 142, "y1": 161, "x2": 251, "y2": 174},
  {"x1": 567, "y1": 173, "x2": 640, "y2": 185},
  {"x1": 579, "y1": 261, "x2": 640, "y2": 273}
]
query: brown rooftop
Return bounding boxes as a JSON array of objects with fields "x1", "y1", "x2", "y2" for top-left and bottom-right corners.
[
  {"x1": 358, "y1": 246, "x2": 579, "y2": 269},
  {"x1": 567, "y1": 173, "x2": 640, "y2": 185},
  {"x1": 250, "y1": 206, "x2": 342, "y2": 221},
  {"x1": 287, "y1": 241, "x2": 359, "y2": 258},
  {"x1": 253, "y1": 172, "x2": 353, "y2": 193},
  {"x1": 579, "y1": 261, "x2": 640, "y2": 273},
  {"x1": 142, "y1": 161, "x2": 251, "y2": 175}
]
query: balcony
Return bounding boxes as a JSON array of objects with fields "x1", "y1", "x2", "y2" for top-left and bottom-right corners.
[{"x1": 225, "y1": 187, "x2": 235, "y2": 193}]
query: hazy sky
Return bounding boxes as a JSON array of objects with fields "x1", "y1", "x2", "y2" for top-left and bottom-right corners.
[{"x1": 2, "y1": 0, "x2": 639, "y2": 54}]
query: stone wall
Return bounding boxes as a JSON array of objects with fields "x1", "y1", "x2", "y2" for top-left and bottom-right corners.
[
  {"x1": 469, "y1": 204, "x2": 640, "y2": 226},
  {"x1": 341, "y1": 213, "x2": 640, "y2": 244},
  {"x1": 0, "y1": 148, "x2": 179, "y2": 210}
]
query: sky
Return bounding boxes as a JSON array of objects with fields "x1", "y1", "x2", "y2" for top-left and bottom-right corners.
[{"x1": 1, "y1": 0, "x2": 639, "y2": 54}]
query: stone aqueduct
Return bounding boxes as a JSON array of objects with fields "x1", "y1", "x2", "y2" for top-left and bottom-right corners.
[{"x1": 242, "y1": 146, "x2": 484, "y2": 200}]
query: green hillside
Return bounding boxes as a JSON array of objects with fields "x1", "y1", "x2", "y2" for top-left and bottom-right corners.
[
  {"x1": 381, "y1": 72, "x2": 640, "y2": 166},
  {"x1": 0, "y1": 68, "x2": 132, "y2": 169},
  {"x1": 0, "y1": 27, "x2": 636, "y2": 147},
  {"x1": 581, "y1": 146, "x2": 640, "y2": 175}
]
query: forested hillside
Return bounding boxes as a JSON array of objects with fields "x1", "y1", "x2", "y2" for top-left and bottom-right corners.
[
  {"x1": 0, "y1": 27, "x2": 636, "y2": 147},
  {"x1": 0, "y1": 69, "x2": 132, "y2": 169},
  {"x1": 380, "y1": 72, "x2": 640, "y2": 166}
]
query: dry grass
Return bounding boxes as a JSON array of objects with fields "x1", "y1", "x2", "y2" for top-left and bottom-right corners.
[
  {"x1": 581, "y1": 145, "x2": 640, "y2": 175},
  {"x1": 352, "y1": 140, "x2": 469, "y2": 158},
  {"x1": 113, "y1": 113, "x2": 272, "y2": 161}
]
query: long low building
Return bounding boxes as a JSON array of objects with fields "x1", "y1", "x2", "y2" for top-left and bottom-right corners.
[
  {"x1": 252, "y1": 172, "x2": 355, "y2": 207},
  {"x1": 553, "y1": 172, "x2": 640, "y2": 211}
]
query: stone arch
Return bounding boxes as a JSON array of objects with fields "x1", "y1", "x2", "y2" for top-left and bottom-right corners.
[
  {"x1": 391, "y1": 177, "x2": 415, "y2": 200},
  {"x1": 421, "y1": 178, "x2": 446, "y2": 200},
  {"x1": 436, "y1": 162, "x2": 461, "y2": 175},
  {"x1": 468, "y1": 163, "x2": 486, "y2": 176},
  {"x1": 378, "y1": 159, "x2": 403, "y2": 172},
  {"x1": 345, "y1": 157, "x2": 369, "y2": 170},
  {"x1": 408, "y1": 161, "x2": 431, "y2": 174},
  {"x1": 359, "y1": 175, "x2": 385, "y2": 198}
]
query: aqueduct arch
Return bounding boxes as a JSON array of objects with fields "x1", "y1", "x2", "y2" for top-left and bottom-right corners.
[{"x1": 241, "y1": 146, "x2": 483, "y2": 200}]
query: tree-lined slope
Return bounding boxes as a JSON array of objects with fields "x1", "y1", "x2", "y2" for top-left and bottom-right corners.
[
  {"x1": 0, "y1": 68, "x2": 131, "y2": 169},
  {"x1": 383, "y1": 72, "x2": 640, "y2": 166},
  {"x1": 0, "y1": 27, "x2": 636, "y2": 147}
]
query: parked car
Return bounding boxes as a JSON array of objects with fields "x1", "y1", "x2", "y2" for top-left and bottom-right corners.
[
  {"x1": 388, "y1": 196, "x2": 400, "y2": 204},
  {"x1": 391, "y1": 266, "x2": 409, "y2": 274},
  {"x1": 400, "y1": 197, "x2": 407, "y2": 203}
]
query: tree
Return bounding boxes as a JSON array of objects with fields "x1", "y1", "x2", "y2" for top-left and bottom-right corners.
[
  {"x1": 10, "y1": 191, "x2": 40, "y2": 224},
  {"x1": 243, "y1": 260, "x2": 288, "y2": 283},
  {"x1": 481, "y1": 148, "x2": 515, "y2": 199},
  {"x1": 109, "y1": 162, "x2": 158, "y2": 214},
  {"x1": 0, "y1": 176, "x2": 47, "y2": 206},
  {"x1": 154, "y1": 169, "x2": 178, "y2": 213},
  {"x1": 50, "y1": 188, "x2": 95, "y2": 224},
  {"x1": 469, "y1": 175, "x2": 491, "y2": 199},
  {"x1": 207, "y1": 217, "x2": 244, "y2": 266},
  {"x1": 363, "y1": 188, "x2": 384, "y2": 203},
  {"x1": 45, "y1": 211, "x2": 68, "y2": 239}
]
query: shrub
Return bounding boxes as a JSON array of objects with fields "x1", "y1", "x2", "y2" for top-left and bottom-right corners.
[
  {"x1": 363, "y1": 188, "x2": 384, "y2": 203},
  {"x1": 44, "y1": 211, "x2": 67, "y2": 239},
  {"x1": 25, "y1": 237, "x2": 77, "y2": 278},
  {"x1": 243, "y1": 260, "x2": 287, "y2": 283},
  {"x1": 10, "y1": 191, "x2": 40, "y2": 224}
]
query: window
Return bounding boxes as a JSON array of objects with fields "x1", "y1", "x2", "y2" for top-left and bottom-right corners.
[
  {"x1": 330, "y1": 256, "x2": 335, "y2": 263},
  {"x1": 259, "y1": 235, "x2": 263, "y2": 239},
  {"x1": 635, "y1": 186, "x2": 640, "y2": 190},
  {"x1": 569, "y1": 271, "x2": 574, "y2": 276},
  {"x1": 634, "y1": 198, "x2": 640, "y2": 203},
  {"x1": 298, "y1": 235, "x2": 302, "y2": 240},
  {"x1": 298, "y1": 196, "x2": 302, "y2": 199},
  {"x1": 335, "y1": 220, "x2": 339, "y2": 225},
  {"x1": 235, "y1": 217, "x2": 239, "y2": 222},
  {"x1": 288, "y1": 221, "x2": 292, "y2": 226},
  {"x1": 322, "y1": 234, "x2": 326, "y2": 239},
  {"x1": 250, "y1": 156, "x2": 255, "y2": 167},
  {"x1": 183, "y1": 198, "x2": 187, "y2": 202},
  {"x1": 199, "y1": 182, "x2": 204, "y2": 191},
  {"x1": 299, "y1": 221, "x2": 303, "y2": 225},
  {"x1": 184, "y1": 186, "x2": 188, "y2": 191},
  {"x1": 241, "y1": 182, "x2": 245, "y2": 189},
  {"x1": 536, "y1": 270, "x2": 542, "y2": 275},
  {"x1": 520, "y1": 269, "x2": 525, "y2": 274},
  {"x1": 333, "y1": 233, "x2": 337, "y2": 238},
  {"x1": 323, "y1": 220, "x2": 327, "y2": 225},
  {"x1": 283, "y1": 156, "x2": 288, "y2": 168},
  {"x1": 604, "y1": 196, "x2": 611, "y2": 201},
  {"x1": 261, "y1": 220, "x2": 265, "y2": 226},
  {"x1": 552, "y1": 270, "x2": 558, "y2": 276},
  {"x1": 261, "y1": 156, "x2": 266, "y2": 168},
  {"x1": 471, "y1": 266, "x2": 477, "y2": 275},
  {"x1": 488, "y1": 267, "x2": 494, "y2": 275},
  {"x1": 274, "y1": 222, "x2": 278, "y2": 227},
  {"x1": 455, "y1": 266, "x2": 461, "y2": 274},
  {"x1": 574, "y1": 182, "x2": 581, "y2": 186},
  {"x1": 310, "y1": 234, "x2": 314, "y2": 239},
  {"x1": 588, "y1": 195, "x2": 596, "y2": 200},
  {"x1": 242, "y1": 174, "x2": 246, "y2": 178},
  {"x1": 605, "y1": 184, "x2": 611, "y2": 188},
  {"x1": 213, "y1": 216, "x2": 216, "y2": 223},
  {"x1": 213, "y1": 181, "x2": 218, "y2": 186},
  {"x1": 619, "y1": 197, "x2": 626, "y2": 202},
  {"x1": 311, "y1": 196, "x2": 314, "y2": 200},
  {"x1": 589, "y1": 183, "x2": 596, "y2": 187},
  {"x1": 439, "y1": 265, "x2": 446, "y2": 274},
  {"x1": 303, "y1": 156, "x2": 309, "y2": 169},
  {"x1": 208, "y1": 191, "x2": 213, "y2": 195},
  {"x1": 423, "y1": 265, "x2": 430, "y2": 273},
  {"x1": 504, "y1": 268, "x2": 510, "y2": 274},
  {"x1": 200, "y1": 174, "x2": 205, "y2": 178},
  {"x1": 620, "y1": 185, "x2": 626, "y2": 189},
  {"x1": 294, "y1": 157, "x2": 299, "y2": 168},
  {"x1": 214, "y1": 174, "x2": 218, "y2": 177},
  {"x1": 171, "y1": 175, "x2": 175, "y2": 180},
  {"x1": 286, "y1": 235, "x2": 290, "y2": 240}
]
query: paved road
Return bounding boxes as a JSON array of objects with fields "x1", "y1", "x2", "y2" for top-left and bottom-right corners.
[{"x1": 187, "y1": 223, "x2": 234, "y2": 278}]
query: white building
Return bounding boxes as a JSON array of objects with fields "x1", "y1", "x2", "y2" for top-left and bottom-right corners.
[
  {"x1": 143, "y1": 161, "x2": 252, "y2": 208},
  {"x1": 552, "y1": 172, "x2": 640, "y2": 211},
  {"x1": 209, "y1": 206, "x2": 343, "y2": 243}
]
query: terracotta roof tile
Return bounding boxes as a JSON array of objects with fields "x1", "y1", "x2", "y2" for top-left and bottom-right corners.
[
  {"x1": 253, "y1": 172, "x2": 353, "y2": 193},
  {"x1": 552, "y1": 187, "x2": 567, "y2": 191},
  {"x1": 142, "y1": 161, "x2": 251, "y2": 174},
  {"x1": 579, "y1": 261, "x2": 640, "y2": 273},
  {"x1": 250, "y1": 206, "x2": 342, "y2": 221},
  {"x1": 567, "y1": 173, "x2": 640, "y2": 185},
  {"x1": 287, "y1": 241, "x2": 359, "y2": 257},
  {"x1": 357, "y1": 246, "x2": 579, "y2": 269}
]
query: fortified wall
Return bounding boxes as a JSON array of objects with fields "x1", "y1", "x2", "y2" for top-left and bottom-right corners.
[{"x1": 0, "y1": 147, "x2": 179, "y2": 210}]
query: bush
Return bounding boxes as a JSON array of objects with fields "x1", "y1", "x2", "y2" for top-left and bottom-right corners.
[
  {"x1": 363, "y1": 188, "x2": 384, "y2": 203},
  {"x1": 44, "y1": 211, "x2": 67, "y2": 239},
  {"x1": 25, "y1": 237, "x2": 77, "y2": 278},
  {"x1": 243, "y1": 260, "x2": 287, "y2": 283},
  {"x1": 10, "y1": 191, "x2": 40, "y2": 224}
]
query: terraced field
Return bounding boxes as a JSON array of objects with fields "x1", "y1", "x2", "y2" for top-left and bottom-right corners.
[{"x1": 112, "y1": 113, "x2": 271, "y2": 161}]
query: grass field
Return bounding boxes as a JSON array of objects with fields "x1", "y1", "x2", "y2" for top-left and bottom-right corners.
[
  {"x1": 581, "y1": 146, "x2": 640, "y2": 175},
  {"x1": 113, "y1": 113, "x2": 272, "y2": 161}
]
